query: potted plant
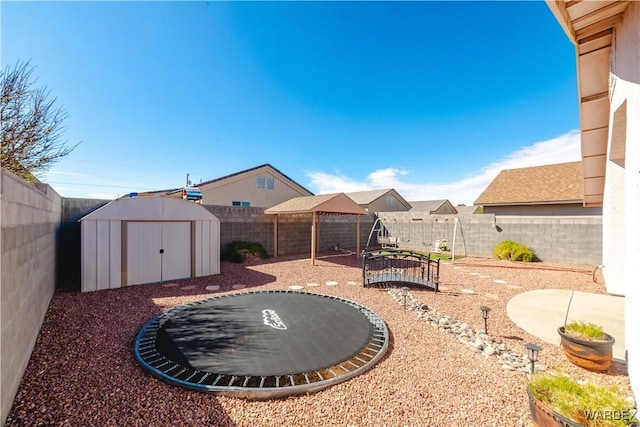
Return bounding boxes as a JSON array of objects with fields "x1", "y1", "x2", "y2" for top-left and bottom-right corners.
[
  {"x1": 527, "y1": 372, "x2": 637, "y2": 427},
  {"x1": 558, "y1": 321, "x2": 615, "y2": 372}
]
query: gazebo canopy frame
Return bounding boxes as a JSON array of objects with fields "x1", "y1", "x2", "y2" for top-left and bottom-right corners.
[{"x1": 264, "y1": 193, "x2": 368, "y2": 265}]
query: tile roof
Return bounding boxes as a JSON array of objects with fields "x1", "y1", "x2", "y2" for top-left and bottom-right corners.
[{"x1": 474, "y1": 161, "x2": 584, "y2": 205}]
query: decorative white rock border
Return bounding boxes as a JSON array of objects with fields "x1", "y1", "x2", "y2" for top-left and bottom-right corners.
[{"x1": 387, "y1": 288, "x2": 545, "y2": 374}]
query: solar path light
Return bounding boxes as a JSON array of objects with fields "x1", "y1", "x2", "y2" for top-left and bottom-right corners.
[
  {"x1": 401, "y1": 287, "x2": 409, "y2": 309},
  {"x1": 524, "y1": 343, "x2": 542, "y2": 374},
  {"x1": 479, "y1": 306, "x2": 491, "y2": 334}
]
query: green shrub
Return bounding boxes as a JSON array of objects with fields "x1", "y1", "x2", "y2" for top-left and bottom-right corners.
[
  {"x1": 494, "y1": 240, "x2": 517, "y2": 260},
  {"x1": 564, "y1": 321, "x2": 607, "y2": 341},
  {"x1": 493, "y1": 240, "x2": 537, "y2": 262},
  {"x1": 221, "y1": 241, "x2": 269, "y2": 263},
  {"x1": 528, "y1": 372, "x2": 637, "y2": 426}
]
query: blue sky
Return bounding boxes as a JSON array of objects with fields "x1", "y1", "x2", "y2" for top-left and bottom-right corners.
[{"x1": 2, "y1": 1, "x2": 579, "y2": 205}]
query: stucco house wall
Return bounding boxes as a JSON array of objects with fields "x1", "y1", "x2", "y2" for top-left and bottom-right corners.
[
  {"x1": 604, "y1": 0, "x2": 640, "y2": 398},
  {"x1": 199, "y1": 166, "x2": 312, "y2": 208}
]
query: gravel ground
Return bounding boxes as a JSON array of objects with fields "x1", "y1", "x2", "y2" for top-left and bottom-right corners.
[{"x1": 6, "y1": 253, "x2": 634, "y2": 427}]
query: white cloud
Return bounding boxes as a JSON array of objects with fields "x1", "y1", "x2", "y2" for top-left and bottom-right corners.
[
  {"x1": 42, "y1": 170, "x2": 90, "y2": 178},
  {"x1": 305, "y1": 129, "x2": 581, "y2": 205},
  {"x1": 87, "y1": 193, "x2": 119, "y2": 200}
]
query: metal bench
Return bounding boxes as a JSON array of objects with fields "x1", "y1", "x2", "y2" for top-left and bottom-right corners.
[{"x1": 362, "y1": 249, "x2": 440, "y2": 291}]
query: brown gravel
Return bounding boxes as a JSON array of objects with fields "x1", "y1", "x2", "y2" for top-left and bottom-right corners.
[{"x1": 6, "y1": 253, "x2": 633, "y2": 427}]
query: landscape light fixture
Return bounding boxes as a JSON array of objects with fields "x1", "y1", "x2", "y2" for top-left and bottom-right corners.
[
  {"x1": 479, "y1": 306, "x2": 491, "y2": 334},
  {"x1": 524, "y1": 343, "x2": 542, "y2": 374},
  {"x1": 401, "y1": 287, "x2": 409, "y2": 309}
]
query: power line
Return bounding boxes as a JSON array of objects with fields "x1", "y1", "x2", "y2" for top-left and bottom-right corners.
[
  {"x1": 59, "y1": 158, "x2": 205, "y2": 177},
  {"x1": 46, "y1": 181, "x2": 165, "y2": 191}
]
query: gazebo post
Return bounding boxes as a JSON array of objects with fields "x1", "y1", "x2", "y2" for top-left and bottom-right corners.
[
  {"x1": 316, "y1": 213, "x2": 321, "y2": 253},
  {"x1": 273, "y1": 215, "x2": 278, "y2": 258},
  {"x1": 311, "y1": 211, "x2": 317, "y2": 265},
  {"x1": 356, "y1": 214, "x2": 361, "y2": 257}
]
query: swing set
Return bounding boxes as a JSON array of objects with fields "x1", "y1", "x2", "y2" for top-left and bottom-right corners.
[{"x1": 365, "y1": 216, "x2": 467, "y2": 261}]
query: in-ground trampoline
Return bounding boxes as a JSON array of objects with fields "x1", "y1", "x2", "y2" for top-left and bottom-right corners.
[{"x1": 134, "y1": 290, "x2": 388, "y2": 399}]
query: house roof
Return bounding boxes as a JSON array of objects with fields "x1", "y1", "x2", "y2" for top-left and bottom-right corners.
[
  {"x1": 344, "y1": 189, "x2": 412, "y2": 210},
  {"x1": 545, "y1": 0, "x2": 630, "y2": 207},
  {"x1": 455, "y1": 205, "x2": 479, "y2": 215},
  {"x1": 131, "y1": 164, "x2": 313, "y2": 199},
  {"x1": 264, "y1": 193, "x2": 367, "y2": 215},
  {"x1": 474, "y1": 162, "x2": 584, "y2": 206},
  {"x1": 198, "y1": 163, "x2": 313, "y2": 196},
  {"x1": 408, "y1": 199, "x2": 457, "y2": 213}
]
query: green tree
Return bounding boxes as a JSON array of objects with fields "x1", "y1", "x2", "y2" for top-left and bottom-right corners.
[{"x1": 1, "y1": 61, "x2": 78, "y2": 181}]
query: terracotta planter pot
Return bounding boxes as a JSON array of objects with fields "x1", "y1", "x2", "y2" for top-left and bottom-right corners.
[
  {"x1": 557, "y1": 326, "x2": 615, "y2": 372},
  {"x1": 527, "y1": 389, "x2": 583, "y2": 427}
]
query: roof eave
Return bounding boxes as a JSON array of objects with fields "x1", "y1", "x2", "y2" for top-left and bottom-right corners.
[
  {"x1": 479, "y1": 199, "x2": 585, "y2": 207},
  {"x1": 546, "y1": 1, "x2": 630, "y2": 208}
]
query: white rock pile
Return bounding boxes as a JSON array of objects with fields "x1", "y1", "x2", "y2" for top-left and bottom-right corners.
[{"x1": 388, "y1": 287, "x2": 545, "y2": 374}]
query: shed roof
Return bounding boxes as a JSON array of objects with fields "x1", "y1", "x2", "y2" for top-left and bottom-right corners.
[
  {"x1": 474, "y1": 161, "x2": 584, "y2": 206},
  {"x1": 79, "y1": 196, "x2": 220, "y2": 221},
  {"x1": 264, "y1": 193, "x2": 367, "y2": 215}
]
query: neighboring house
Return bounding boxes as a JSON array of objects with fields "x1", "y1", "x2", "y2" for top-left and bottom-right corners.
[
  {"x1": 134, "y1": 164, "x2": 313, "y2": 208},
  {"x1": 409, "y1": 199, "x2": 458, "y2": 215},
  {"x1": 455, "y1": 205, "x2": 480, "y2": 215},
  {"x1": 474, "y1": 162, "x2": 603, "y2": 216},
  {"x1": 345, "y1": 189, "x2": 411, "y2": 212},
  {"x1": 546, "y1": 0, "x2": 638, "y2": 398},
  {"x1": 197, "y1": 164, "x2": 313, "y2": 208}
]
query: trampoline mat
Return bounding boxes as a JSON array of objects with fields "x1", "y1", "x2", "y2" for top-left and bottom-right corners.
[{"x1": 155, "y1": 291, "x2": 375, "y2": 376}]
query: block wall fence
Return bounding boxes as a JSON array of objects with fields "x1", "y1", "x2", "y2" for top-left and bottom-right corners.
[
  {"x1": 376, "y1": 212, "x2": 602, "y2": 266},
  {"x1": 0, "y1": 173, "x2": 603, "y2": 425},
  {"x1": 1, "y1": 169, "x2": 62, "y2": 426}
]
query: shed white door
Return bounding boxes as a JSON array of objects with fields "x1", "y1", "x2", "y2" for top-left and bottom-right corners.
[{"x1": 127, "y1": 222, "x2": 191, "y2": 285}]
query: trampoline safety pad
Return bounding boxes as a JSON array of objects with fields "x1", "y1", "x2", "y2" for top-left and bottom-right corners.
[{"x1": 133, "y1": 290, "x2": 389, "y2": 399}]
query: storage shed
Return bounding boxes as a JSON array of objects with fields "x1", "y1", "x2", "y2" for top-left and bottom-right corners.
[{"x1": 80, "y1": 196, "x2": 220, "y2": 292}]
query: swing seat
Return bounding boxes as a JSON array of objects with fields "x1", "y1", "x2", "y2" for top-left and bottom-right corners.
[
  {"x1": 432, "y1": 239, "x2": 449, "y2": 252},
  {"x1": 378, "y1": 236, "x2": 398, "y2": 248}
]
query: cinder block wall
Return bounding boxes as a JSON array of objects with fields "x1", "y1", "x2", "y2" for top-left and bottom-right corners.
[
  {"x1": 204, "y1": 206, "x2": 275, "y2": 253},
  {"x1": 1, "y1": 169, "x2": 63, "y2": 426},
  {"x1": 203, "y1": 206, "x2": 376, "y2": 256},
  {"x1": 57, "y1": 198, "x2": 110, "y2": 290},
  {"x1": 377, "y1": 213, "x2": 602, "y2": 265}
]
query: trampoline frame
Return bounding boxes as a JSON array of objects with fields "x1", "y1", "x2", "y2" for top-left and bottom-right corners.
[{"x1": 133, "y1": 289, "x2": 389, "y2": 400}]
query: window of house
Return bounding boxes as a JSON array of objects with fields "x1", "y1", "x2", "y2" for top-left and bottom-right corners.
[
  {"x1": 232, "y1": 201, "x2": 251, "y2": 207},
  {"x1": 232, "y1": 201, "x2": 241, "y2": 206},
  {"x1": 386, "y1": 195, "x2": 395, "y2": 205},
  {"x1": 257, "y1": 175, "x2": 275, "y2": 190}
]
